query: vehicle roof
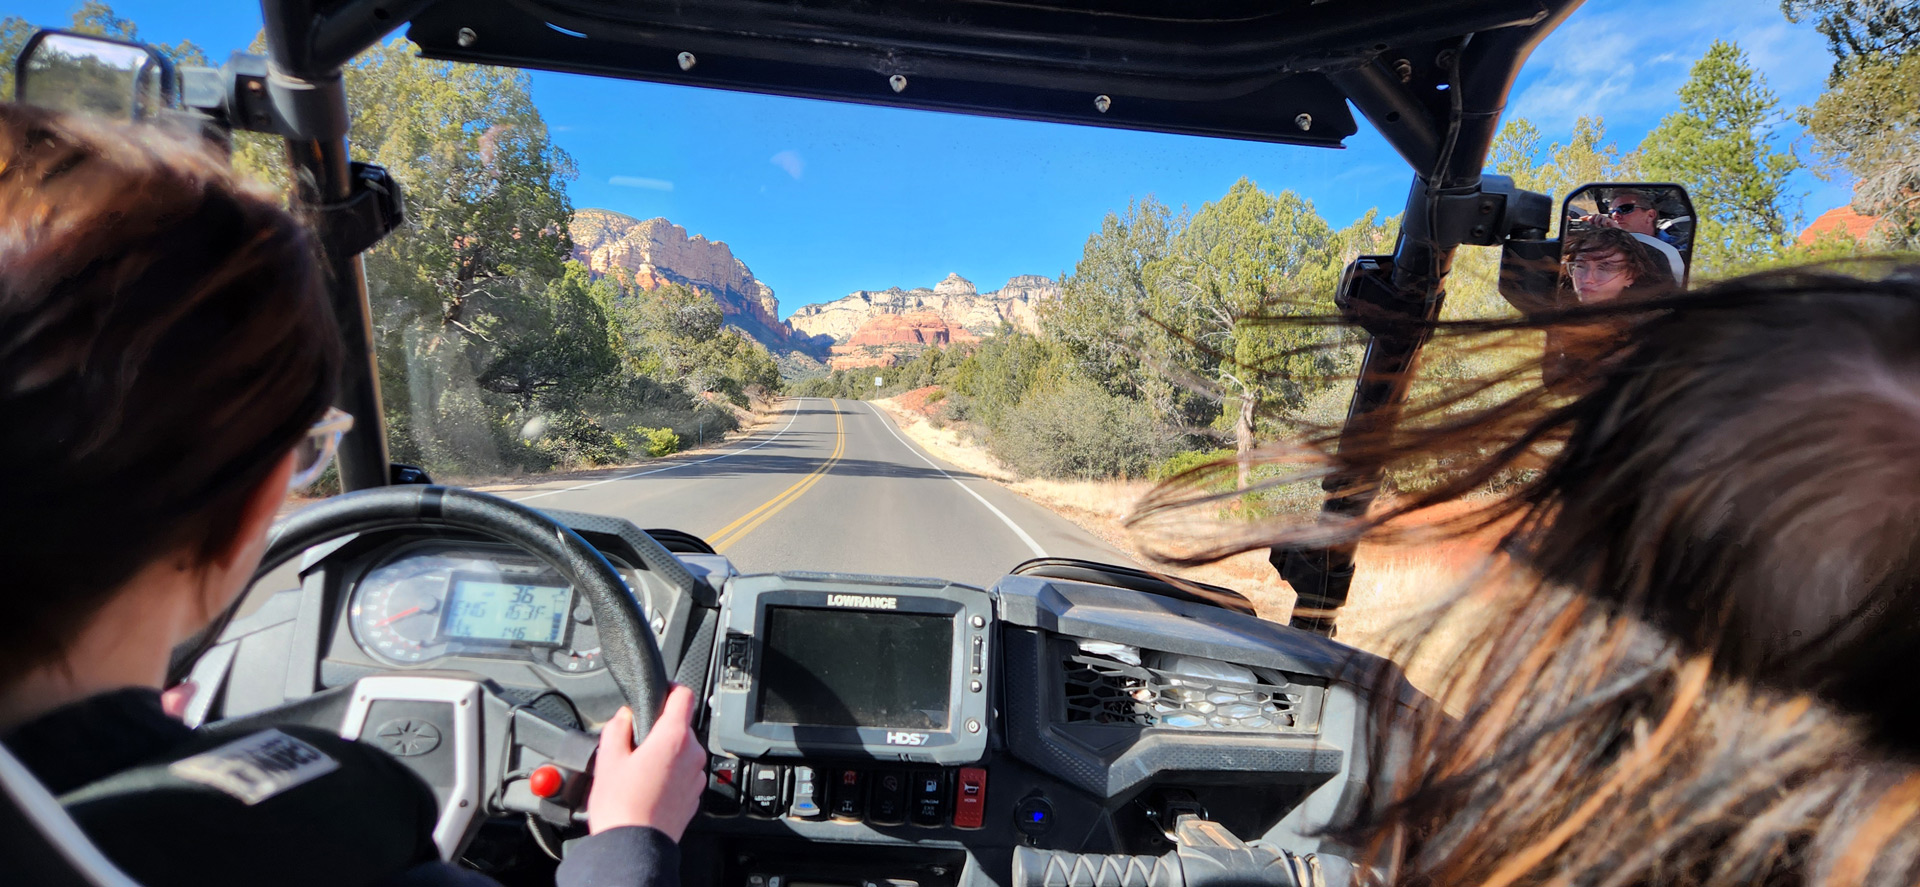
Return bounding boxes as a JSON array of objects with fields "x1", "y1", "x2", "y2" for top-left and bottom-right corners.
[{"x1": 386, "y1": 0, "x2": 1563, "y2": 147}]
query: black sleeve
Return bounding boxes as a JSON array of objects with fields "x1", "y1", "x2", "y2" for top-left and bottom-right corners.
[
  {"x1": 556, "y1": 826, "x2": 681, "y2": 887},
  {"x1": 57, "y1": 726, "x2": 444, "y2": 887}
]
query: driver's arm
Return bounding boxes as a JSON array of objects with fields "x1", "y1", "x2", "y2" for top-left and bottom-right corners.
[{"x1": 557, "y1": 686, "x2": 706, "y2": 887}]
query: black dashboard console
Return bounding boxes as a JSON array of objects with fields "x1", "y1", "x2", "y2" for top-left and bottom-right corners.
[{"x1": 708, "y1": 573, "x2": 993, "y2": 767}]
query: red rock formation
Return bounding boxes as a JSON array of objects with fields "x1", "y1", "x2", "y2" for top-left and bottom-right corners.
[
  {"x1": 845, "y1": 312, "x2": 979, "y2": 347},
  {"x1": 1800, "y1": 204, "x2": 1882, "y2": 244},
  {"x1": 827, "y1": 312, "x2": 980, "y2": 369}
]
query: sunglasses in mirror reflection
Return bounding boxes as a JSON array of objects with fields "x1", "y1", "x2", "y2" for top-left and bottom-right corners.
[{"x1": 1562, "y1": 185, "x2": 1693, "y2": 259}]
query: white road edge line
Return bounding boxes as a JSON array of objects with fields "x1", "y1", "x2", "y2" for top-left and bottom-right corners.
[
  {"x1": 863, "y1": 400, "x2": 1047, "y2": 559},
  {"x1": 506, "y1": 402, "x2": 803, "y2": 503}
]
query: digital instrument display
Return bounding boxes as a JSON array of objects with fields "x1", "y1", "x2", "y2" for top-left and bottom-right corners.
[
  {"x1": 442, "y1": 574, "x2": 572, "y2": 645},
  {"x1": 756, "y1": 607, "x2": 953, "y2": 730}
]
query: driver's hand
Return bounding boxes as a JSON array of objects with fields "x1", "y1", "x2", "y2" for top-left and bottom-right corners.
[{"x1": 586, "y1": 684, "x2": 706, "y2": 842}]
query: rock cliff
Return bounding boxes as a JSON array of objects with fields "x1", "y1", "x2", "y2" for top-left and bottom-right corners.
[
  {"x1": 827, "y1": 312, "x2": 983, "y2": 370},
  {"x1": 789, "y1": 273, "x2": 1059, "y2": 343},
  {"x1": 570, "y1": 209, "x2": 830, "y2": 366}
]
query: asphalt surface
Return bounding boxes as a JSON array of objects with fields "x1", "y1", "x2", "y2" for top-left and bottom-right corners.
[{"x1": 483, "y1": 397, "x2": 1135, "y2": 589}]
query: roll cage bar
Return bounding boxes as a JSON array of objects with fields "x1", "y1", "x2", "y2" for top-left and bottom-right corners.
[{"x1": 252, "y1": 0, "x2": 1580, "y2": 635}]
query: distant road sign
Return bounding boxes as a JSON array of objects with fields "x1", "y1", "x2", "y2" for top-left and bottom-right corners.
[{"x1": 875, "y1": 376, "x2": 883, "y2": 387}]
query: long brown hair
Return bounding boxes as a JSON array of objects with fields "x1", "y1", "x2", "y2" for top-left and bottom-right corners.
[
  {"x1": 0, "y1": 104, "x2": 341, "y2": 685},
  {"x1": 1131, "y1": 262, "x2": 1920, "y2": 885}
]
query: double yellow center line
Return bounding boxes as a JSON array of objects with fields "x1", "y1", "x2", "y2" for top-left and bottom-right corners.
[{"x1": 709, "y1": 399, "x2": 846, "y2": 553}]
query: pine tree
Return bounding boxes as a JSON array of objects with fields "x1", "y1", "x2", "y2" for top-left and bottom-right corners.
[
  {"x1": 1782, "y1": 0, "x2": 1920, "y2": 78},
  {"x1": 1640, "y1": 41, "x2": 1802, "y2": 276}
]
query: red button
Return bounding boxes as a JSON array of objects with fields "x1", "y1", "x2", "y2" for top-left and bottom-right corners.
[
  {"x1": 529, "y1": 764, "x2": 565, "y2": 799},
  {"x1": 953, "y1": 767, "x2": 987, "y2": 829}
]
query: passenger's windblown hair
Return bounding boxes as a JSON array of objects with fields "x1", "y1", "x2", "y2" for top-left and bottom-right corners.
[{"x1": 1132, "y1": 263, "x2": 1920, "y2": 886}]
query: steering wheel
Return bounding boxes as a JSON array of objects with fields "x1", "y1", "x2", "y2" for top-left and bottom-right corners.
[{"x1": 174, "y1": 485, "x2": 674, "y2": 857}]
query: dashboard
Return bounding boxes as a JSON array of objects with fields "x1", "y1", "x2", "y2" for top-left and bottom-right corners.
[
  {"x1": 347, "y1": 542, "x2": 612, "y2": 673},
  {"x1": 189, "y1": 510, "x2": 1401, "y2": 887}
]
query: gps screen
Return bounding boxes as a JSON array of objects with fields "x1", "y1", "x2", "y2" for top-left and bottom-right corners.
[
  {"x1": 443, "y1": 575, "x2": 572, "y2": 645},
  {"x1": 756, "y1": 607, "x2": 952, "y2": 730}
]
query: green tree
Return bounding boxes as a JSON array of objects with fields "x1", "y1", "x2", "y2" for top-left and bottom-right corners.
[
  {"x1": 1640, "y1": 41, "x2": 1802, "y2": 275},
  {"x1": 1148, "y1": 179, "x2": 1338, "y2": 487},
  {"x1": 948, "y1": 332, "x2": 1072, "y2": 430},
  {"x1": 1, "y1": 18, "x2": 34, "y2": 98},
  {"x1": 1041, "y1": 196, "x2": 1179, "y2": 405},
  {"x1": 350, "y1": 39, "x2": 575, "y2": 339},
  {"x1": 1801, "y1": 51, "x2": 1920, "y2": 249},
  {"x1": 477, "y1": 261, "x2": 620, "y2": 407},
  {"x1": 340, "y1": 39, "x2": 578, "y2": 468},
  {"x1": 1783, "y1": 0, "x2": 1920, "y2": 76},
  {"x1": 606, "y1": 281, "x2": 782, "y2": 405},
  {"x1": 1492, "y1": 116, "x2": 1641, "y2": 221},
  {"x1": 1327, "y1": 207, "x2": 1397, "y2": 263}
]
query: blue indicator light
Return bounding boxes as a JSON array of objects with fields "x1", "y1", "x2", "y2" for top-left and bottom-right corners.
[{"x1": 1031, "y1": 811, "x2": 1045, "y2": 821}]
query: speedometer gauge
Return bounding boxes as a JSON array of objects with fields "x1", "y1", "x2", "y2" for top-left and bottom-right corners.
[{"x1": 351, "y1": 571, "x2": 452, "y2": 663}]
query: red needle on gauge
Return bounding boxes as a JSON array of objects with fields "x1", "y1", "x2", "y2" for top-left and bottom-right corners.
[{"x1": 376, "y1": 606, "x2": 422, "y2": 627}]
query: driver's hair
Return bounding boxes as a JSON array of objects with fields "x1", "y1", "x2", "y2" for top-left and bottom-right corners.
[
  {"x1": 1130, "y1": 262, "x2": 1920, "y2": 885},
  {"x1": 0, "y1": 104, "x2": 341, "y2": 686}
]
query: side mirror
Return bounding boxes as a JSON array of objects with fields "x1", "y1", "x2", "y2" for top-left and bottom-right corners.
[
  {"x1": 1499, "y1": 182, "x2": 1696, "y2": 312},
  {"x1": 13, "y1": 29, "x2": 178, "y2": 121},
  {"x1": 1562, "y1": 183, "x2": 1693, "y2": 289}
]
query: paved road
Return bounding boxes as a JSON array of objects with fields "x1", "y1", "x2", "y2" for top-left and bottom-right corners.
[{"x1": 485, "y1": 397, "x2": 1134, "y2": 589}]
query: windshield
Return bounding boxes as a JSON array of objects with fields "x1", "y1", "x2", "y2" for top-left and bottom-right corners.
[{"x1": 0, "y1": 0, "x2": 1870, "y2": 638}]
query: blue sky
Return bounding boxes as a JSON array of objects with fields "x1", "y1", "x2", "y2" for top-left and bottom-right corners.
[{"x1": 13, "y1": 1, "x2": 1847, "y2": 316}]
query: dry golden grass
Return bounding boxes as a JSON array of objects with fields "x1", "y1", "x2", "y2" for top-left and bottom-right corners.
[{"x1": 870, "y1": 394, "x2": 1503, "y2": 685}]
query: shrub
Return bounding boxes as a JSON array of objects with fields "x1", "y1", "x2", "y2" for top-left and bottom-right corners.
[
  {"x1": 1151, "y1": 448, "x2": 1237, "y2": 482},
  {"x1": 988, "y1": 381, "x2": 1180, "y2": 479},
  {"x1": 1146, "y1": 447, "x2": 1326, "y2": 520},
  {"x1": 529, "y1": 411, "x2": 624, "y2": 466},
  {"x1": 637, "y1": 426, "x2": 681, "y2": 458}
]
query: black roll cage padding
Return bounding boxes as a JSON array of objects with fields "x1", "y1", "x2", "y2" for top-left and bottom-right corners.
[
  {"x1": 171, "y1": 485, "x2": 672, "y2": 742},
  {"x1": 249, "y1": 0, "x2": 1583, "y2": 635}
]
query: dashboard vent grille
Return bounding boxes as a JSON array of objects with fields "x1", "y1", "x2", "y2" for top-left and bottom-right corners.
[
  {"x1": 1061, "y1": 649, "x2": 1316, "y2": 732},
  {"x1": 1062, "y1": 654, "x2": 1155, "y2": 726}
]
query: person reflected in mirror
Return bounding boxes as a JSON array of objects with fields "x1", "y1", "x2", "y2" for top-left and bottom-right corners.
[
  {"x1": 1133, "y1": 262, "x2": 1920, "y2": 887},
  {"x1": 0, "y1": 103, "x2": 702, "y2": 887},
  {"x1": 1544, "y1": 227, "x2": 1675, "y2": 391},
  {"x1": 1599, "y1": 187, "x2": 1686, "y2": 282}
]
